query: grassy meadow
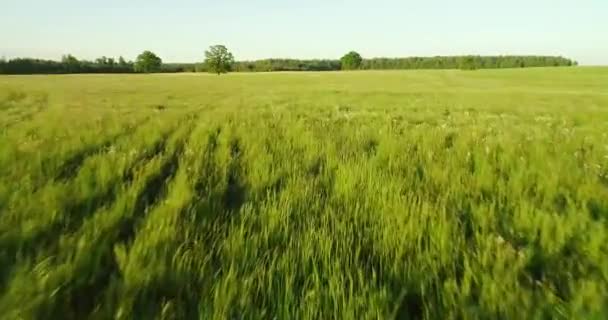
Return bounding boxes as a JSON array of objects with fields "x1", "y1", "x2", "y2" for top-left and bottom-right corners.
[{"x1": 0, "y1": 67, "x2": 607, "y2": 319}]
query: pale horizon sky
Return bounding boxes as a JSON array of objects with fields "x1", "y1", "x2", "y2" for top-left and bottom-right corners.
[{"x1": 1, "y1": 0, "x2": 606, "y2": 65}]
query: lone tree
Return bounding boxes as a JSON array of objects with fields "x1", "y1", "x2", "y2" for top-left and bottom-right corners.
[
  {"x1": 204, "y1": 45, "x2": 234, "y2": 75},
  {"x1": 134, "y1": 51, "x2": 162, "y2": 73},
  {"x1": 340, "y1": 51, "x2": 363, "y2": 70}
]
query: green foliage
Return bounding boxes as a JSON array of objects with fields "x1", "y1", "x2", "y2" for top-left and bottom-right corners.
[
  {"x1": 232, "y1": 56, "x2": 576, "y2": 72},
  {"x1": 0, "y1": 68, "x2": 607, "y2": 318},
  {"x1": 204, "y1": 45, "x2": 235, "y2": 75},
  {"x1": 0, "y1": 55, "x2": 135, "y2": 74},
  {"x1": 134, "y1": 50, "x2": 162, "y2": 73},
  {"x1": 459, "y1": 55, "x2": 477, "y2": 70},
  {"x1": 118, "y1": 56, "x2": 127, "y2": 66},
  {"x1": 161, "y1": 63, "x2": 196, "y2": 73},
  {"x1": 233, "y1": 59, "x2": 340, "y2": 72},
  {"x1": 61, "y1": 54, "x2": 80, "y2": 73},
  {"x1": 340, "y1": 51, "x2": 363, "y2": 70},
  {"x1": 360, "y1": 55, "x2": 576, "y2": 70}
]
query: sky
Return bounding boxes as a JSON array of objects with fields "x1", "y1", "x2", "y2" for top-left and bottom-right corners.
[{"x1": 1, "y1": 0, "x2": 606, "y2": 65}]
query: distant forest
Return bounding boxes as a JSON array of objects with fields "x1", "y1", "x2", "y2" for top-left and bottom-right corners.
[{"x1": 0, "y1": 54, "x2": 576, "y2": 74}]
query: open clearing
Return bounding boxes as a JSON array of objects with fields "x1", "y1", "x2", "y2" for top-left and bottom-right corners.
[{"x1": 1, "y1": 68, "x2": 607, "y2": 319}]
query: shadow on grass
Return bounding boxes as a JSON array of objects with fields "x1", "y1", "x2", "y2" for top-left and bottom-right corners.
[{"x1": 53, "y1": 117, "x2": 152, "y2": 182}]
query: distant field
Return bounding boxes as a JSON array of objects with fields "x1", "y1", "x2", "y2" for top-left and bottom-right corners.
[{"x1": 1, "y1": 68, "x2": 607, "y2": 319}]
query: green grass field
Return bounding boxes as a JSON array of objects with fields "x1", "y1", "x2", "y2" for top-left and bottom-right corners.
[{"x1": 1, "y1": 67, "x2": 607, "y2": 319}]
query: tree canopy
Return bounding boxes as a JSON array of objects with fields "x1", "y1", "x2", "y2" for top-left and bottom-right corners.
[
  {"x1": 204, "y1": 45, "x2": 235, "y2": 75},
  {"x1": 458, "y1": 56, "x2": 477, "y2": 70},
  {"x1": 134, "y1": 51, "x2": 162, "y2": 73},
  {"x1": 340, "y1": 51, "x2": 363, "y2": 70}
]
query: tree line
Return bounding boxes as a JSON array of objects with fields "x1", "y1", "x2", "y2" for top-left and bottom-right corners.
[
  {"x1": 0, "y1": 46, "x2": 577, "y2": 75},
  {"x1": 235, "y1": 54, "x2": 576, "y2": 72},
  {"x1": 359, "y1": 55, "x2": 577, "y2": 70},
  {"x1": 0, "y1": 53, "x2": 196, "y2": 74}
]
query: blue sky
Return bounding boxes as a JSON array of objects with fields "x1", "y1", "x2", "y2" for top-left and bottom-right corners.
[{"x1": 1, "y1": 0, "x2": 606, "y2": 64}]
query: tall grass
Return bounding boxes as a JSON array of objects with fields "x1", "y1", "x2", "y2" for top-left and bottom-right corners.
[{"x1": 0, "y1": 68, "x2": 607, "y2": 319}]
